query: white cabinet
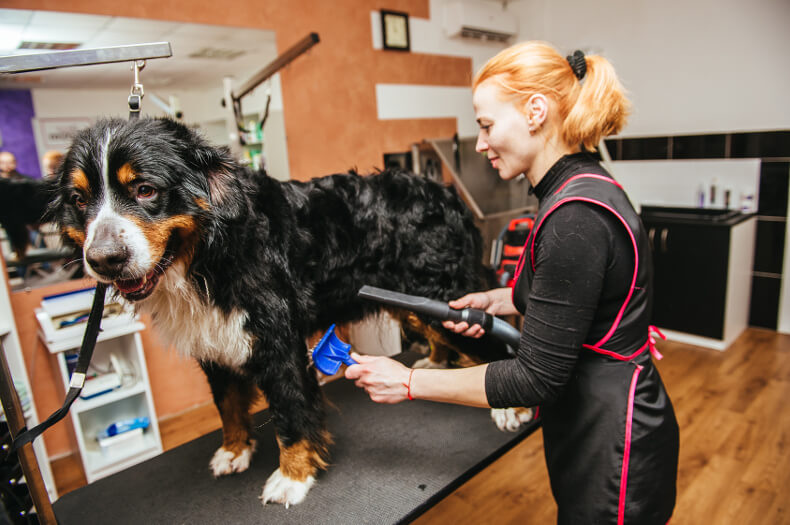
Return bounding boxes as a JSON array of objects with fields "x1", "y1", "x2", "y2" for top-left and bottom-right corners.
[{"x1": 36, "y1": 299, "x2": 162, "y2": 484}]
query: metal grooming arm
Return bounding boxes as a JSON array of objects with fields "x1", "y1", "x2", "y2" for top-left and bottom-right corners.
[
  {"x1": 222, "y1": 32, "x2": 320, "y2": 158},
  {"x1": 0, "y1": 42, "x2": 172, "y2": 73}
]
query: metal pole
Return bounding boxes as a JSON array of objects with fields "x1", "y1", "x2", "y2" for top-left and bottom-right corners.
[
  {"x1": 0, "y1": 343, "x2": 57, "y2": 524},
  {"x1": 223, "y1": 77, "x2": 244, "y2": 159},
  {"x1": 233, "y1": 32, "x2": 319, "y2": 100}
]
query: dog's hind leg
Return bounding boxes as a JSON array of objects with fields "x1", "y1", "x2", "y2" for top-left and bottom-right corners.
[
  {"x1": 399, "y1": 312, "x2": 481, "y2": 369},
  {"x1": 201, "y1": 362, "x2": 258, "y2": 476},
  {"x1": 258, "y1": 340, "x2": 332, "y2": 508}
]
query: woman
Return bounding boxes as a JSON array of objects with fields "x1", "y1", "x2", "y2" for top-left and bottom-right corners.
[{"x1": 346, "y1": 41, "x2": 678, "y2": 524}]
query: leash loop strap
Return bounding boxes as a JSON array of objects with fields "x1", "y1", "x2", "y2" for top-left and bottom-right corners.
[{"x1": 10, "y1": 283, "x2": 108, "y2": 451}]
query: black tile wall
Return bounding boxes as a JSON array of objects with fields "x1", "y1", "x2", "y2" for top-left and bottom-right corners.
[
  {"x1": 607, "y1": 129, "x2": 789, "y2": 332},
  {"x1": 619, "y1": 137, "x2": 669, "y2": 160},
  {"x1": 672, "y1": 134, "x2": 727, "y2": 159},
  {"x1": 758, "y1": 162, "x2": 790, "y2": 217},
  {"x1": 749, "y1": 275, "x2": 782, "y2": 330},
  {"x1": 753, "y1": 220, "x2": 786, "y2": 275},
  {"x1": 603, "y1": 139, "x2": 620, "y2": 160},
  {"x1": 731, "y1": 131, "x2": 790, "y2": 159}
]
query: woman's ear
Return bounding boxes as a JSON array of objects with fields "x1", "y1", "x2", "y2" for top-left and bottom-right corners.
[{"x1": 524, "y1": 94, "x2": 549, "y2": 130}]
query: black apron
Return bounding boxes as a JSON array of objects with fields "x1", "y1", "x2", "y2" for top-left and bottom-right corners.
[{"x1": 512, "y1": 173, "x2": 679, "y2": 524}]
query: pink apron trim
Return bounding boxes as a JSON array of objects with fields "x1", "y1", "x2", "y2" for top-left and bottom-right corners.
[
  {"x1": 618, "y1": 363, "x2": 644, "y2": 525},
  {"x1": 511, "y1": 174, "x2": 618, "y2": 302},
  {"x1": 529, "y1": 196, "x2": 639, "y2": 347},
  {"x1": 584, "y1": 325, "x2": 666, "y2": 362}
]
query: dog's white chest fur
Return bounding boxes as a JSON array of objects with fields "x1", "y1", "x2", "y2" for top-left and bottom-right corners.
[{"x1": 138, "y1": 263, "x2": 253, "y2": 371}]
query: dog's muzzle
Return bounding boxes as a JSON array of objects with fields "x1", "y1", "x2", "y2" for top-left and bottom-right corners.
[{"x1": 85, "y1": 221, "x2": 130, "y2": 278}]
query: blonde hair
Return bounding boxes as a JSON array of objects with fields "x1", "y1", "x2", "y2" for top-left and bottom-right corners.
[
  {"x1": 473, "y1": 41, "x2": 630, "y2": 152},
  {"x1": 42, "y1": 150, "x2": 64, "y2": 177}
]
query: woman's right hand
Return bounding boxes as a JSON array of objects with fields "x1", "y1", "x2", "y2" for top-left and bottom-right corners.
[{"x1": 442, "y1": 288, "x2": 517, "y2": 338}]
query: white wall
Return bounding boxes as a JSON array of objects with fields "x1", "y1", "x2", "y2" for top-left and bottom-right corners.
[
  {"x1": 509, "y1": 0, "x2": 790, "y2": 333},
  {"x1": 610, "y1": 159, "x2": 761, "y2": 213},
  {"x1": 372, "y1": 0, "x2": 514, "y2": 138},
  {"x1": 376, "y1": 0, "x2": 790, "y2": 138},
  {"x1": 511, "y1": 0, "x2": 790, "y2": 136}
]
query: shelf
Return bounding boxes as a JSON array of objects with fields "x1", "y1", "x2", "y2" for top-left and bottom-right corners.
[
  {"x1": 83, "y1": 431, "x2": 161, "y2": 481},
  {"x1": 39, "y1": 318, "x2": 145, "y2": 354},
  {"x1": 71, "y1": 382, "x2": 147, "y2": 413}
]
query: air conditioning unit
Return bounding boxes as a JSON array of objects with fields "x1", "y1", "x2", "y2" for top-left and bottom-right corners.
[{"x1": 443, "y1": 1, "x2": 518, "y2": 43}]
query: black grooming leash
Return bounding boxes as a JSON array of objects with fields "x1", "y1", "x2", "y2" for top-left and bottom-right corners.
[
  {"x1": 10, "y1": 283, "x2": 108, "y2": 451},
  {"x1": 12, "y1": 65, "x2": 141, "y2": 451}
]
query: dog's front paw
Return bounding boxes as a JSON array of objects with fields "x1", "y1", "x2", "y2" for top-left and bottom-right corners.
[
  {"x1": 412, "y1": 357, "x2": 448, "y2": 369},
  {"x1": 209, "y1": 440, "x2": 257, "y2": 477},
  {"x1": 260, "y1": 468, "x2": 315, "y2": 508},
  {"x1": 491, "y1": 407, "x2": 534, "y2": 432}
]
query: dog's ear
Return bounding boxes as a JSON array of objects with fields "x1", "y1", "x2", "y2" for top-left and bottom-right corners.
[{"x1": 185, "y1": 141, "x2": 246, "y2": 222}]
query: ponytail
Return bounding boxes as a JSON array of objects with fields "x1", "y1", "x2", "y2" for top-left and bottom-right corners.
[
  {"x1": 563, "y1": 54, "x2": 630, "y2": 151},
  {"x1": 474, "y1": 41, "x2": 631, "y2": 152}
]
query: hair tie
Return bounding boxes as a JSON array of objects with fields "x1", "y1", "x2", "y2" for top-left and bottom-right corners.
[{"x1": 566, "y1": 50, "x2": 587, "y2": 82}]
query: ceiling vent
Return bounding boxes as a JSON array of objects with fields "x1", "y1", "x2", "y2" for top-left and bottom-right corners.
[{"x1": 443, "y1": 2, "x2": 518, "y2": 42}]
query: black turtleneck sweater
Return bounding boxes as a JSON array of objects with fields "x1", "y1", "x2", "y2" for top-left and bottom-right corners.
[{"x1": 485, "y1": 153, "x2": 636, "y2": 408}]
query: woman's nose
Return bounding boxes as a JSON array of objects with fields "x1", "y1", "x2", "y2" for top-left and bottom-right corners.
[{"x1": 475, "y1": 134, "x2": 487, "y2": 153}]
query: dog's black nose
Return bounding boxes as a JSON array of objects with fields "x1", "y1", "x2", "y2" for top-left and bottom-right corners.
[{"x1": 86, "y1": 224, "x2": 130, "y2": 276}]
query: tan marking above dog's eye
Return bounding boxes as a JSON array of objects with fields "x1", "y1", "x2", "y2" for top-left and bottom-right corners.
[
  {"x1": 70, "y1": 169, "x2": 91, "y2": 197},
  {"x1": 117, "y1": 163, "x2": 137, "y2": 186}
]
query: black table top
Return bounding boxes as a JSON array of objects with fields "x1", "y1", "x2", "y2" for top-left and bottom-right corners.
[{"x1": 53, "y1": 353, "x2": 539, "y2": 525}]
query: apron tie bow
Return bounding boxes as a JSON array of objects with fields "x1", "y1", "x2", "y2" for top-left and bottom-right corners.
[{"x1": 648, "y1": 325, "x2": 665, "y2": 360}]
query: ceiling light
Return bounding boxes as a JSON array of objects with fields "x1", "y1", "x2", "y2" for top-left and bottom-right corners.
[{"x1": 0, "y1": 31, "x2": 22, "y2": 51}]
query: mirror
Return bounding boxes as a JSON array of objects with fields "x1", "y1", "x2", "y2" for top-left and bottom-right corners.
[{"x1": 0, "y1": 8, "x2": 290, "y2": 289}]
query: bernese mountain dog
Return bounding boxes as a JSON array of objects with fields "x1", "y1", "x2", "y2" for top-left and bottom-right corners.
[{"x1": 52, "y1": 117, "x2": 517, "y2": 507}]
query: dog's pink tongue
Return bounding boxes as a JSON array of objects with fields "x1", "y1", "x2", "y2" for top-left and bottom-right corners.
[
  {"x1": 115, "y1": 277, "x2": 145, "y2": 294},
  {"x1": 115, "y1": 269, "x2": 155, "y2": 294}
]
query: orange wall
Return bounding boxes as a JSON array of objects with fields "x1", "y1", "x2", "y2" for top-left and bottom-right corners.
[
  {"x1": 6, "y1": 0, "x2": 471, "y2": 181},
  {"x1": 7, "y1": 1, "x2": 474, "y2": 458}
]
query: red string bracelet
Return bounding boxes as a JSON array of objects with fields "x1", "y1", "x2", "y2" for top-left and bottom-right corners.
[{"x1": 404, "y1": 368, "x2": 415, "y2": 400}]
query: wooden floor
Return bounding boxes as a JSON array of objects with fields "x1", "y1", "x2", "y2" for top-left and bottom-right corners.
[{"x1": 50, "y1": 328, "x2": 790, "y2": 524}]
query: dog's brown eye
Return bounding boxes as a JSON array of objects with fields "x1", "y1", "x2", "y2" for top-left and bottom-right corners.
[
  {"x1": 137, "y1": 185, "x2": 157, "y2": 200},
  {"x1": 71, "y1": 192, "x2": 87, "y2": 209}
]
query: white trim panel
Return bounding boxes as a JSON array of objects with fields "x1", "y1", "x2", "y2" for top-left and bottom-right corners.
[{"x1": 375, "y1": 84, "x2": 477, "y2": 137}]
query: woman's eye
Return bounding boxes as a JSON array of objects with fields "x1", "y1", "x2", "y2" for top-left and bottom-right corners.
[
  {"x1": 71, "y1": 193, "x2": 86, "y2": 209},
  {"x1": 136, "y1": 185, "x2": 157, "y2": 200}
]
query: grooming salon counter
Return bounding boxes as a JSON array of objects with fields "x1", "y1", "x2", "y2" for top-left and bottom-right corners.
[{"x1": 53, "y1": 352, "x2": 540, "y2": 524}]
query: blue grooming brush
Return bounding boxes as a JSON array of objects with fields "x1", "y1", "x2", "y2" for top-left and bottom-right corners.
[{"x1": 311, "y1": 324, "x2": 357, "y2": 376}]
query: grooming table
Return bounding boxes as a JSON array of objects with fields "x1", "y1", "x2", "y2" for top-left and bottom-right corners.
[{"x1": 53, "y1": 353, "x2": 539, "y2": 524}]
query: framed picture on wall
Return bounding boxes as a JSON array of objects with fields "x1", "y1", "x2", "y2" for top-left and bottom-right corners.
[{"x1": 381, "y1": 10, "x2": 410, "y2": 51}]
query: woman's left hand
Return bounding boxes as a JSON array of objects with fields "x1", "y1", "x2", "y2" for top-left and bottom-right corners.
[{"x1": 344, "y1": 353, "x2": 412, "y2": 404}]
